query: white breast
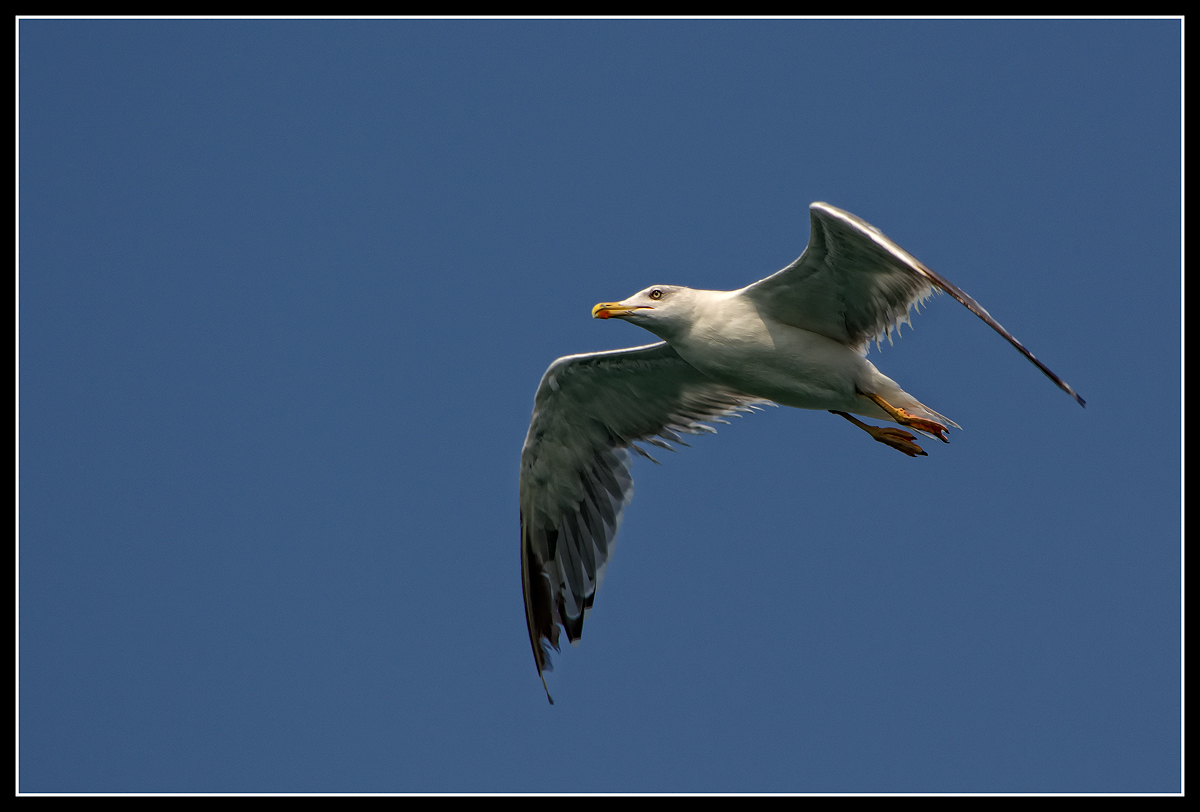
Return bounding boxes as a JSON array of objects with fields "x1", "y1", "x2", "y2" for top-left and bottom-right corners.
[{"x1": 669, "y1": 290, "x2": 874, "y2": 412}]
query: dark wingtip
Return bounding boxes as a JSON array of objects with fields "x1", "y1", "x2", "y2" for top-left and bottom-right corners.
[{"x1": 1054, "y1": 382, "x2": 1085, "y2": 408}]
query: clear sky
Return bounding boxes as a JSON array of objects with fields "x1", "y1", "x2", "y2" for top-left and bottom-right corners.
[{"x1": 18, "y1": 19, "x2": 1181, "y2": 793}]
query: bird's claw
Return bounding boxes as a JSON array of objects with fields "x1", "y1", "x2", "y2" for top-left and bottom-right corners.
[
  {"x1": 868, "y1": 426, "x2": 928, "y2": 457},
  {"x1": 860, "y1": 393, "x2": 952, "y2": 444},
  {"x1": 893, "y1": 408, "x2": 950, "y2": 443}
]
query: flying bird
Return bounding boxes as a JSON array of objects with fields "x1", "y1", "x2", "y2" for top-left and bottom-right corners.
[{"x1": 519, "y1": 202, "x2": 1084, "y2": 704}]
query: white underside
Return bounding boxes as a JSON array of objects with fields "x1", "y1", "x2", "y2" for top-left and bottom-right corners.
[{"x1": 667, "y1": 291, "x2": 953, "y2": 427}]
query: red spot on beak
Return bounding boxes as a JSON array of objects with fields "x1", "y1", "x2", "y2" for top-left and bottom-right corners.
[{"x1": 595, "y1": 309, "x2": 611, "y2": 319}]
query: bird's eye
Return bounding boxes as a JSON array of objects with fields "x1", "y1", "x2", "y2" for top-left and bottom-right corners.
[{"x1": 649, "y1": 289, "x2": 663, "y2": 300}]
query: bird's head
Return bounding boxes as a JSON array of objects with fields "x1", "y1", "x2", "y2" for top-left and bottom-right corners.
[{"x1": 592, "y1": 285, "x2": 698, "y2": 340}]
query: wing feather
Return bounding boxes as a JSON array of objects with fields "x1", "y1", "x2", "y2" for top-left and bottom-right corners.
[
  {"x1": 520, "y1": 342, "x2": 766, "y2": 703},
  {"x1": 744, "y1": 202, "x2": 1084, "y2": 406}
]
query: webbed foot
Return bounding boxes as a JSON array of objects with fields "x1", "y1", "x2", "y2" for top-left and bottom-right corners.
[
  {"x1": 861, "y1": 392, "x2": 950, "y2": 443},
  {"x1": 830, "y1": 411, "x2": 928, "y2": 457}
]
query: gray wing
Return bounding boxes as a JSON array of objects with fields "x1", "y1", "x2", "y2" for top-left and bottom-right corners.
[
  {"x1": 744, "y1": 202, "x2": 1085, "y2": 407},
  {"x1": 520, "y1": 342, "x2": 766, "y2": 703}
]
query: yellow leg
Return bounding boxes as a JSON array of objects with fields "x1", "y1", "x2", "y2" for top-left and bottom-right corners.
[
  {"x1": 830, "y1": 410, "x2": 928, "y2": 457},
  {"x1": 861, "y1": 392, "x2": 950, "y2": 443}
]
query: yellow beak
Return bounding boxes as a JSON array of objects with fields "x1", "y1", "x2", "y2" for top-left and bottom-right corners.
[{"x1": 592, "y1": 302, "x2": 648, "y2": 319}]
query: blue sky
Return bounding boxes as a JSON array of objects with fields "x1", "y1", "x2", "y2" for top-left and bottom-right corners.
[{"x1": 19, "y1": 19, "x2": 1180, "y2": 793}]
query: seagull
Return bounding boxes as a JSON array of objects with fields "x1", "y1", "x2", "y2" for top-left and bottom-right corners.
[{"x1": 519, "y1": 202, "x2": 1083, "y2": 704}]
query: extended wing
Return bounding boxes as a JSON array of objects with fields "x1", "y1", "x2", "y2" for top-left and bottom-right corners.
[
  {"x1": 520, "y1": 342, "x2": 765, "y2": 703},
  {"x1": 744, "y1": 202, "x2": 1084, "y2": 406}
]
